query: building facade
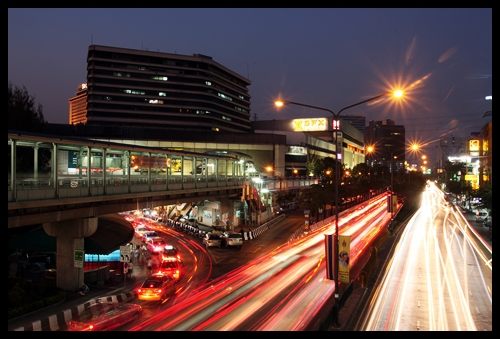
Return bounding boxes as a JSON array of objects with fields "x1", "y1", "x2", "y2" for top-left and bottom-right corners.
[
  {"x1": 84, "y1": 45, "x2": 251, "y2": 132},
  {"x1": 341, "y1": 115, "x2": 366, "y2": 134},
  {"x1": 68, "y1": 83, "x2": 88, "y2": 125},
  {"x1": 252, "y1": 118, "x2": 366, "y2": 176},
  {"x1": 480, "y1": 121, "x2": 492, "y2": 187},
  {"x1": 364, "y1": 119, "x2": 405, "y2": 171}
]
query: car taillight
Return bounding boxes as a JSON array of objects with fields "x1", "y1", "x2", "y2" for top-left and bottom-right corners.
[
  {"x1": 155, "y1": 289, "x2": 162, "y2": 294},
  {"x1": 88, "y1": 324, "x2": 94, "y2": 331},
  {"x1": 137, "y1": 288, "x2": 142, "y2": 293}
]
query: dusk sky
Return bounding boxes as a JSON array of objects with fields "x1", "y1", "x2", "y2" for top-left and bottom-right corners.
[{"x1": 8, "y1": 8, "x2": 492, "y2": 162}]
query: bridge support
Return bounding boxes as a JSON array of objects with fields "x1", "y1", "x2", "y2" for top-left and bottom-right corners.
[{"x1": 43, "y1": 217, "x2": 98, "y2": 291}]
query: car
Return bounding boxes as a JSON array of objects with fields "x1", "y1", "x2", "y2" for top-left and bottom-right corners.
[
  {"x1": 141, "y1": 230, "x2": 159, "y2": 243},
  {"x1": 221, "y1": 232, "x2": 244, "y2": 248},
  {"x1": 67, "y1": 302, "x2": 142, "y2": 331},
  {"x1": 146, "y1": 237, "x2": 167, "y2": 253},
  {"x1": 475, "y1": 210, "x2": 490, "y2": 222},
  {"x1": 153, "y1": 258, "x2": 181, "y2": 280},
  {"x1": 136, "y1": 273, "x2": 177, "y2": 302},
  {"x1": 203, "y1": 233, "x2": 222, "y2": 248},
  {"x1": 161, "y1": 245, "x2": 181, "y2": 262},
  {"x1": 134, "y1": 226, "x2": 150, "y2": 238}
]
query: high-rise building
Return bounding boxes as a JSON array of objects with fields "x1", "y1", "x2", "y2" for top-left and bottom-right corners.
[
  {"x1": 68, "y1": 83, "x2": 88, "y2": 125},
  {"x1": 84, "y1": 45, "x2": 251, "y2": 132},
  {"x1": 364, "y1": 119, "x2": 405, "y2": 170},
  {"x1": 341, "y1": 115, "x2": 366, "y2": 134}
]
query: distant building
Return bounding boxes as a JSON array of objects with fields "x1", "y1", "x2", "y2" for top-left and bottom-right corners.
[
  {"x1": 341, "y1": 115, "x2": 366, "y2": 134},
  {"x1": 82, "y1": 44, "x2": 251, "y2": 133},
  {"x1": 252, "y1": 118, "x2": 365, "y2": 176},
  {"x1": 68, "y1": 83, "x2": 88, "y2": 125},
  {"x1": 480, "y1": 121, "x2": 492, "y2": 187},
  {"x1": 364, "y1": 119, "x2": 405, "y2": 170}
]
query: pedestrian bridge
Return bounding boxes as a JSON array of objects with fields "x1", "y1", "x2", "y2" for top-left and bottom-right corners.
[{"x1": 8, "y1": 132, "x2": 318, "y2": 228}]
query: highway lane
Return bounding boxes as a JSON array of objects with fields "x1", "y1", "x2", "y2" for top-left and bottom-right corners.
[
  {"x1": 116, "y1": 217, "x2": 214, "y2": 330},
  {"x1": 130, "y1": 193, "x2": 392, "y2": 330},
  {"x1": 362, "y1": 182, "x2": 492, "y2": 331}
]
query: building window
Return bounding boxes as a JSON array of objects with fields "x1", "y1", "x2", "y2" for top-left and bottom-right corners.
[
  {"x1": 153, "y1": 76, "x2": 168, "y2": 81},
  {"x1": 238, "y1": 95, "x2": 244, "y2": 100},
  {"x1": 124, "y1": 89, "x2": 145, "y2": 95},
  {"x1": 217, "y1": 92, "x2": 233, "y2": 101},
  {"x1": 222, "y1": 115, "x2": 232, "y2": 121},
  {"x1": 159, "y1": 92, "x2": 166, "y2": 96},
  {"x1": 205, "y1": 81, "x2": 212, "y2": 86},
  {"x1": 148, "y1": 99, "x2": 164, "y2": 104}
]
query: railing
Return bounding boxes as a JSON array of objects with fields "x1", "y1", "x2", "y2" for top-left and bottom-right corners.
[{"x1": 9, "y1": 175, "x2": 319, "y2": 203}]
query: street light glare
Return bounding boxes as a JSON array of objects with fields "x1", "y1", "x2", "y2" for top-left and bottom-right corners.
[
  {"x1": 410, "y1": 143, "x2": 420, "y2": 152},
  {"x1": 274, "y1": 100, "x2": 285, "y2": 108},
  {"x1": 366, "y1": 145, "x2": 375, "y2": 154},
  {"x1": 392, "y1": 89, "x2": 405, "y2": 99}
]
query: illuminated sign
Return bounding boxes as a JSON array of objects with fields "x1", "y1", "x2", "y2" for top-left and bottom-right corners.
[
  {"x1": 469, "y1": 139, "x2": 480, "y2": 154},
  {"x1": 483, "y1": 140, "x2": 489, "y2": 152},
  {"x1": 291, "y1": 118, "x2": 328, "y2": 132},
  {"x1": 287, "y1": 146, "x2": 307, "y2": 155},
  {"x1": 464, "y1": 174, "x2": 477, "y2": 181}
]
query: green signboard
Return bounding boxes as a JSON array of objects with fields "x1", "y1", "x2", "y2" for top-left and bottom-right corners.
[
  {"x1": 74, "y1": 249, "x2": 84, "y2": 268},
  {"x1": 68, "y1": 150, "x2": 78, "y2": 169}
]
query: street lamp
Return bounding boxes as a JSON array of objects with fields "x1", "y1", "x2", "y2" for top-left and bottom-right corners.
[{"x1": 274, "y1": 90, "x2": 404, "y2": 316}]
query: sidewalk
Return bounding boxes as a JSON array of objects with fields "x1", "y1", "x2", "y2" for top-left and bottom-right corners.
[{"x1": 8, "y1": 261, "x2": 149, "y2": 331}]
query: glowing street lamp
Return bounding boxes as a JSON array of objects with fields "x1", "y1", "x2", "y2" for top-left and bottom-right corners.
[
  {"x1": 410, "y1": 143, "x2": 421, "y2": 152},
  {"x1": 265, "y1": 165, "x2": 274, "y2": 173},
  {"x1": 421, "y1": 155, "x2": 427, "y2": 160},
  {"x1": 366, "y1": 145, "x2": 375, "y2": 154},
  {"x1": 274, "y1": 89, "x2": 405, "y2": 321}
]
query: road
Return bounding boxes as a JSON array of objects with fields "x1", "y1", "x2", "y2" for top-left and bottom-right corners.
[
  {"x1": 129, "y1": 193, "x2": 392, "y2": 330},
  {"x1": 361, "y1": 182, "x2": 492, "y2": 331}
]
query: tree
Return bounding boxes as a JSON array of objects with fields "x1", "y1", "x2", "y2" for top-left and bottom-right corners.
[{"x1": 8, "y1": 83, "x2": 46, "y2": 131}]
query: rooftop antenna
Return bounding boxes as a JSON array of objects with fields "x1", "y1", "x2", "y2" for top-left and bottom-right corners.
[{"x1": 91, "y1": 34, "x2": 94, "y2": 44}]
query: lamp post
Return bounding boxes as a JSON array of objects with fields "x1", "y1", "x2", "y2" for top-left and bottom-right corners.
[{"x1": 275, "y1": 89, "x2": 404, "y2": 319}]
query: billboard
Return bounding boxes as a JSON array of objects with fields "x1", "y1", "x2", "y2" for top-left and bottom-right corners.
[
  {"x1": 469, "y1": 139, "x2": 480, "y2": 155},
  {"x1": 291, "y1": 118, "x2": 328, "y2": 132},
  {"x1": 338, "y1": 235, "x2": 351, "y2": 284}
]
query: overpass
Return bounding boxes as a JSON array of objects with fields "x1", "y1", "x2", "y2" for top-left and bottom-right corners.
[{"x1": 8, "y1": 131, "x2": 318, "y2": 290}]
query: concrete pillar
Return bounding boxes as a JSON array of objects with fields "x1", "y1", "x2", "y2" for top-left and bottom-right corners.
[
  {"x1": 34, "y1": 143, "x2": 39, "y2": 180},
  {"x1": 43, "y1": 217, "x2": 98, "y2": 291}
]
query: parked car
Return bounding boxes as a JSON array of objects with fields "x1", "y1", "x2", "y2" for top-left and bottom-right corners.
[
  {"x1": 221, "y1": 232, "x2": 244, "y2": 248},
  {"x1": 203, "y1": 233, "x2": 222, "y2": 248},
  {"x1": 67, "y1": 302, "x2": 142, "y2": 331},
  {"x1": 136, "y1": 273, "x2": 177, "y2": 302},
  {"x1": 475, "y1": 209, "x2": 490, "y2": 222}
]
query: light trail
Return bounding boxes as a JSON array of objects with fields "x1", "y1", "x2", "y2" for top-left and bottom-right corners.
[
  {"x1": 130, "y1": 193, "x2": 393, "y2": 331},
  {"x1": 362, "y1": 182, "x2": 492, "y2": 331}
]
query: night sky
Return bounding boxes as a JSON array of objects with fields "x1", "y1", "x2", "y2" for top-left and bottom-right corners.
[{"x1": 8, "y1": 8, "x2": 492, "y2": 164}]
